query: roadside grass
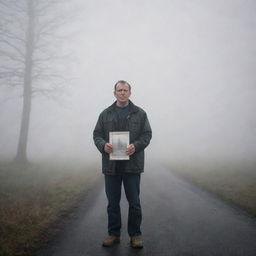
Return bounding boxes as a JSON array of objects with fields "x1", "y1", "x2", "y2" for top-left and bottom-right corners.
[
  {"x1": 0, "y1": 160, "x2": 101, "y2": 256},
  {"x1": 168, "y1": 161, "x2": 256, "y2": 217}
]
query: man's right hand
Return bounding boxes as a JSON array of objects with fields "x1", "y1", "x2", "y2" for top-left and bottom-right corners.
[{"x1": 104, "y1": 143, "x2": 113, "y2": 154}]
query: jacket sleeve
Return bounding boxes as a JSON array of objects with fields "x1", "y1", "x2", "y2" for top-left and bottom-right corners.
[
  {"x1": 133, "y1": 113, "x2": 152, "y2": 152},
  {"x1": 93, "y1": 113, "x2": 106, "y2": 153}
]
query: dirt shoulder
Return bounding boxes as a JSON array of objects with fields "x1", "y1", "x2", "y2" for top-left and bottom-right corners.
[
  {"x1": 168, "y1": 161, "x2": 256, "y2": 217},
  {"x1": 0, "y1": 161, "x2": 101, "y2": 256}
]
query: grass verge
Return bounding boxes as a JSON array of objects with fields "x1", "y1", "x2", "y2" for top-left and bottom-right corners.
[
  {"x1": 0, "y1": 161, "x2": 101, "y2": 256},
  {"x1": 168, "y1": 161, "x2": 256, "y2": 217}
]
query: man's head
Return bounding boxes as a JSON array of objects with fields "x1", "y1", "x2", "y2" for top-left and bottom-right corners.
[
  {"x1": 114, "y1": 80, "x2": 131, "y2": 92},
  {"x1": 114, "y1": 80, "x2": 131, "y2": 107}
]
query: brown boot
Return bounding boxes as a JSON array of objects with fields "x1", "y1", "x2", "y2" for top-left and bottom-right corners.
[
  {"x1": 102, "y1": 236, "x2": 120, "y2": 247},
  {"x1": 130, "y1": 236, "x2": 143, "y2": 248}
]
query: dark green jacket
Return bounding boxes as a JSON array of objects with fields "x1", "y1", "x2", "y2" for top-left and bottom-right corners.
[{"x1": 93, "y1": 100, "x2": 152, "y2": 175}]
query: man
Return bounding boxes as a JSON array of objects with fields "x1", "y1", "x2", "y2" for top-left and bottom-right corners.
[{"x1": 93, "y1": 80, "x2": 152, "y2": 248}]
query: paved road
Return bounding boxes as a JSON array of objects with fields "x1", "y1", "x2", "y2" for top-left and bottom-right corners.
[{"x1": 37, "y1": 164, "x2": 256, "y2": 256}]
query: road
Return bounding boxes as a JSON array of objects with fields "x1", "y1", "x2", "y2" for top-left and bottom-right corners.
[{"x1": 37, "y1": 164, "x2": 256, "y2": 256}]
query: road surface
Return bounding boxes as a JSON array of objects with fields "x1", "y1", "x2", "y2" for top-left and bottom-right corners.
[{"x1": 37, "y1": 164, "x2": 256, "y2": 256}]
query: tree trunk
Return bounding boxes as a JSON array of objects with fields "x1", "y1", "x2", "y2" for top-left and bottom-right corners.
[{"x1": 15, "y1": 0, "x2": 35, "y2": 164}]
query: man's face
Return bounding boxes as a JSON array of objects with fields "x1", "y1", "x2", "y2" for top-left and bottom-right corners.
[{"x1": 114, "y1": 83, "x2": 131, "y2": 104}]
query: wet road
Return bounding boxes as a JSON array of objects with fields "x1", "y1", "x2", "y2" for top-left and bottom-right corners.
[{"x1": 37, "y1": 165, "x2": 256, "y2": 256}]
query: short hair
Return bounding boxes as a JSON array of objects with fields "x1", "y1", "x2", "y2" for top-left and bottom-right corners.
[{"x1": 114, "y1": 80, "x2": 131, "y2": 91}]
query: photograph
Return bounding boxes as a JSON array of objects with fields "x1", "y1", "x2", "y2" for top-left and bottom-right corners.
[{"x1": 109, "y1": 131, "x2": 130, "y2": 160}]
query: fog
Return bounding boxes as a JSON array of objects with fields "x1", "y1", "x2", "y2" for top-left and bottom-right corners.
[{"x1": 1, "y1": 0, "x2": 256, "y2": 167}]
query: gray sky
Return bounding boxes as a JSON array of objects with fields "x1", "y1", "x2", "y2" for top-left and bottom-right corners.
[{"x1": 0, "y1": 0, "x2": 255, "y2": 165}]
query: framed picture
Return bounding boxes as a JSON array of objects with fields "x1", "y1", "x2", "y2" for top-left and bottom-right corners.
[{"x1": 109, "y1": 131, "x2": 130, "y2": 160}]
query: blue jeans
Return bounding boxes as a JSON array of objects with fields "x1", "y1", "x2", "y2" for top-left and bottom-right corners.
[{"x1": 104, "y1": 174, "x2": 142, "y2": 237}]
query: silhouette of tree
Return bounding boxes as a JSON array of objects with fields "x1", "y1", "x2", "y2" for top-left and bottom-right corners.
[{"x1": 0, "y1": 0, "x2": 77, "y2": 164}]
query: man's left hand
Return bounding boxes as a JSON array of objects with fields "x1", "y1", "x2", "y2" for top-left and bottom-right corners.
[{"x1": 126, "y1": 144, "x2": 136, "y2": 155}]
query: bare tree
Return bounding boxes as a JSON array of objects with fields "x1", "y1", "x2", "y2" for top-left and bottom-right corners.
[{"x1": 0, "y1": 0, "x2": 77, "y2": 164}]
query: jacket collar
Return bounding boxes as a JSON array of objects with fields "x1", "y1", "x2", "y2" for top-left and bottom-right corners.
[{"x1": 107, "y1": 100, "x2": 139, "y2": 114}]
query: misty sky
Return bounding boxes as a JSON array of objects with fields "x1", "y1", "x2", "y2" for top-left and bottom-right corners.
[{"x1": 0, "y1": 0, "x2": 255, "y2": 164}]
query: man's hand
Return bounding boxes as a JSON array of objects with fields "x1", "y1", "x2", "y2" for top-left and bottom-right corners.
[
  {"x1": 126, "y1": 144, "x2": 136, "y2": 156},
  {"x1": 104, "y1": 143, "x2": 113, "y2": 154}
]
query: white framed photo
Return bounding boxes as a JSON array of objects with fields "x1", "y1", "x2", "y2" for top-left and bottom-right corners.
[{"x1": 109, "y1": 131, "x2": 130, "y2": 160}]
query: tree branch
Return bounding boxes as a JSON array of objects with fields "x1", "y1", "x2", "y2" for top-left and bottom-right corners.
[
  {"x1": 0, "y1": 50, "x2": 25, "y2": 64},
  {"x1": 0, "y1": 39, "x2": 25, "y2": 58},
  {"x1": 0, "y1": 31, "x2": 26, "y2": 45}
]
